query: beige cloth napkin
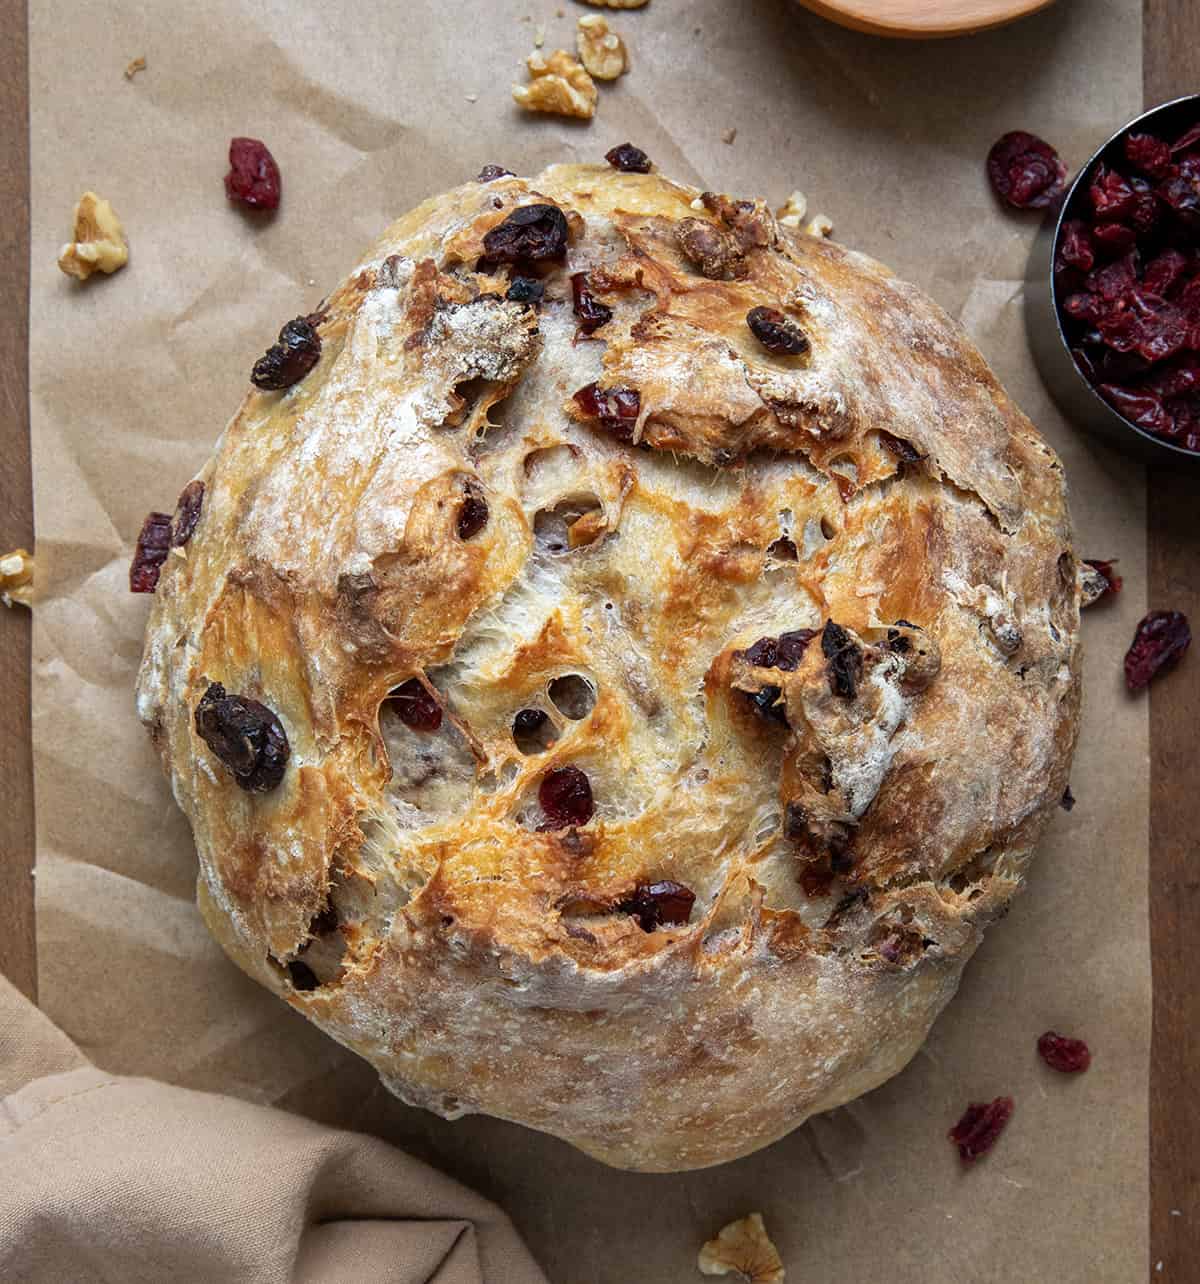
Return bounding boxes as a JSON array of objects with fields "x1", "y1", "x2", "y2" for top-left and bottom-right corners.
[{"x1": 0, "y1": 976, "x2": 547, "y2": 1283}]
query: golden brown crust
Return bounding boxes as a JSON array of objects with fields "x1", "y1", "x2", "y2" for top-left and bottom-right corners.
[{"x1": 137, "y1": 164, "x2": 1080, "y2": 1171}]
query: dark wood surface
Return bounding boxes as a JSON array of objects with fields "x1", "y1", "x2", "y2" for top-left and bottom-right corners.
[
  {"x1": 1144, "y1": 4, "x2": 1200, "y2": 1273},
  {"x1": 0, "y1": 0, "x2": 35, "y2": 1005},
  {"x1": 0, "y1": 1, "x2": 1194, "y2": 1274}
]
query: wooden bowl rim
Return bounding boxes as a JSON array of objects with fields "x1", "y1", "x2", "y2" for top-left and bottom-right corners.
[{"x1": 793, "y1": 0, "x2": 1055, "y2": 39}]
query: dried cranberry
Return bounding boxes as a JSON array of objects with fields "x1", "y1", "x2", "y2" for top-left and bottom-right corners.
[
  {"x1": 746, "y1": 306, "x2": 809, "y2": 355},
  {"x1": 777, "y1": 629, "x2": 816, "y2": 670},
  {"x1": 605, "y1": 143, "x2": 652, "y2": 174},
  {"x1": 514, "y1": 708, "x2": 548, "y2": 737},
  {"x1": 538, "y1": 765, "x2": 594, "y2": 828},
  {"x1": 1147, "y1": 355, "x2": 1200, "y2": 398},
  {"x1": 1083, "y1": 558, "x2": 1122, "y2": 601},
  {"x1": 129, "y1": 511, "x2": 172, "y2": 593},
  {"x1": 287, "y1": 960, "x2": 319, "y2": 991},
  {"x1": 1098, "y1": 384, "x2": 1173, "y2": 436},
  {"x1": 1101, "y1": 293, "x2": 1189, "y2": 364},
  {"x1": 1087, "y1": 252, "x2": 1139, "y2": 302},
  {"x1": 506, "y1": 276, "x2": 544, "y2": 305},
  {"x1": 948, "y1": 1096, "x2": 1014, "y2": 1164},
  {"x1": 251, "y1": 317, "x2": 322, "y2": 391},
  {"x1": 742, "y1": 636, "x2": 779, "y2": 668},
  {"x1": 1144, "y1": 250, "x2": 1191, "y2": 298},
  {"x1": 1037, "y1": 1031, "x2": 1091, "y2": 1073},
  {"x1": 389, "y1": 678, "x2": 443, "y2": 732},
  {"x1": 482, "y1": 204, "x2": 569, "y2": 264},
  {"x1": 1092, "y1": 221, "x2": 1137, "y2": 255},
  {"x1": 194, "y1": 682, "x2": 290, "y2": 792},
  {"x1": 1062, "y1": 292, "x2": 1104, "y2": 325},
  {"x1": 1124, "y1": 610, "x2": 1191, "y2": 691},
  {"x1": 1158, "y1": 172, "x2": 1200, "y2": 232},
  {"x1": 457, "y1": 482, "x2": 489, "y2": 540},
  {"x1": 822, "y1": 621, "x2": 862, "y2": 700},
  {"x1": 1125, "y1": 132, "x2": 1173, "y2": 179},
  {"x1": 1057, "y1": 220, "x2": 1094, "y2": 273},
  {"x1": 987, "y1": 131, "x2": 1067, "y2": 210},
  {"x1": 571, "y1": 272, "x2": 613, "y2": 335},
  {"x1": 1089, "y1": 165, "x2": 1137, "y2": 222},
  {"x1": 171, "y1": 480, "x2": 205, "y2": 547},
  {"x1": 618, "y1": 881, "x2": 695, "y2": 932},
  {"x1": 573, "y1": 383, "x2": 640, "y2": 442},
  {"x1": 879, "y1": 431, "x2": 924, "y2": 463},
  {"x1": 224, "y1": 138, "x2": 281, "y2": 211},
  {"x1": 476, "y1": 164, "x2": 514, "y2": 182}
]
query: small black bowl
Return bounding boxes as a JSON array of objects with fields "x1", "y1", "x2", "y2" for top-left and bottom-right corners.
[{"x1": 1024, "y1": 93, "x2": 1200, "y2": 472}]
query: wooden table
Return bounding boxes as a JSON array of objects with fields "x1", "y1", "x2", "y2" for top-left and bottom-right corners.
[{"x1": 1, "y1": 2, "x2": 1196, "y2": 1271}]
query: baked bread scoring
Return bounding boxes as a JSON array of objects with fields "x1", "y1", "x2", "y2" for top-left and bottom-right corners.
[{"x1": 136, "y1": 163, "x2": 1080, "y2": 1172}]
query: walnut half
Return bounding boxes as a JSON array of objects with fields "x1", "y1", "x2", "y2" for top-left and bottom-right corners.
[
  {"x1": 577, "y1": 14, "x2": 628, "y2": 81},
  {"x1": 576, "y1": 0, "x2": 647, "y2": 8},
  {"x1": 512, "y1": 49, "x2": 598, "y2": 119},
  {"x1": 57, "y1": 192, "x2": 129, "y2": 280},
  {"x1": 698, "y1": 1213, "x2": 785, "y2": 1282}
]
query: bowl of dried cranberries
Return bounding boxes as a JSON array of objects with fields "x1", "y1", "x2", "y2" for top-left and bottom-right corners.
[{"x1": 1026, "y1": 94, "x2": 1200, "y2": 468}]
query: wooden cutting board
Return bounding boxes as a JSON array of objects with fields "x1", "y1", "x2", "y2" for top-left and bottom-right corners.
[{"x1": 794, "y1": 0, "x2": 1055, "y2": 38}]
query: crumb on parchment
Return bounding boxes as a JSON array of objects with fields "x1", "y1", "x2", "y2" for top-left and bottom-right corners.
[{"x1": 124, "y1": 56, "x2": 146, "y2": 79}]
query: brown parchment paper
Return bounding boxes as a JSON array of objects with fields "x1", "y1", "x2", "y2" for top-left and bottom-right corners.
[{"x1": 28, "y1": 1, "x2": 1148, "y2": 1279}]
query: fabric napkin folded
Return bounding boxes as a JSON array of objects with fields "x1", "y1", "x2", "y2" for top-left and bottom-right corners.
[{"x1": 0, "y1": 975, "x2": 547, "y2": 1283}]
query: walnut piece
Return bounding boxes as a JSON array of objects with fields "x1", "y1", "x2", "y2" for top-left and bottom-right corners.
[
  {"x1": 722, "y1": 127, "x2": 737, "y2": 145},
  {"x1": 676, "y1": 217, "x2": 746, "y2": 280},
  {"x1": 805, "y1": 213, "x2": 834, "y2": 239},
  {"x1": 698, "y1": 1213, "x2": 785, "y2": 1282},
  {"x1": 512, "y1": 49, "x2": 598, "y2": 119},
  {"x1": 776, "y1": 190, "x2": 808, "y2": 228},
  {"x1": 576, "y1": 0, "x2": 647, "y2": 8},
  {"x1": 577, "y1": 14, "x2": 628, "y2": 80},
  {"x1": 1079, "y1": 562, "x2": 1109, "y2": 608},
  {"x1": 57, "y1": 192, "x2": 129, "y2": 280},
  {"x1": 0, "y1": 548, "x2": 33, "y2": 609}
]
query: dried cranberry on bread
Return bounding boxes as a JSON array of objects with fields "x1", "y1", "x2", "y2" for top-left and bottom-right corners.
[{"x1": 136, "y1": 164, "x2": 1080, "y2": 1171}]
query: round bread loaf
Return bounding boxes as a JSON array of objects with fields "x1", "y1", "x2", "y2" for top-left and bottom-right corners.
[{"x1": 136, "y1": 162, "x2": 1080, "y2": 1171}]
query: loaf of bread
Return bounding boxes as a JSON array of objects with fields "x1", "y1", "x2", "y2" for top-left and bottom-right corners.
[{"x1": 136, "y1": 162, "x2": 1080, "y2": 1171}]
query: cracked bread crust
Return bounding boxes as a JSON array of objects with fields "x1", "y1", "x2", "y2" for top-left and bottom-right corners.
[{"x1": 136, "y1": 163, "x2": 1080, "y2": 1172}]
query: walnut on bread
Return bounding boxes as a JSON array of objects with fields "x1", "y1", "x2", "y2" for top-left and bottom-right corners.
[{"x1": 136, "y1": 163, "x2": 1081, "y2": 1172}]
